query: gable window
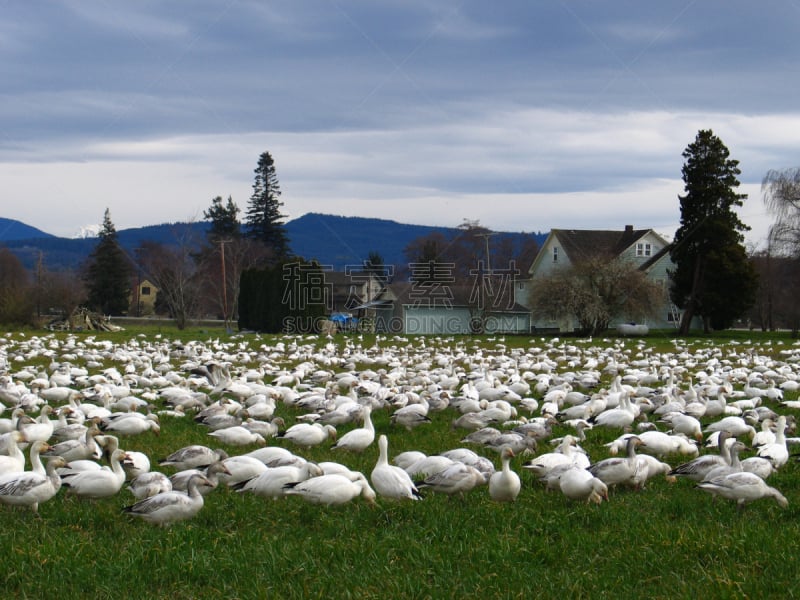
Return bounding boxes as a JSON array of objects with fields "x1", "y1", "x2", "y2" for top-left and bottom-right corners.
[
  {"x1": 553, "y1": 247, "x2": 558, "y2": 262},
  {"x1": 141, "y1": 286, "x2": 151, "y2": 296},
  {"x1": 636, "y1": 242, "x2": 652, "y2": 257}
]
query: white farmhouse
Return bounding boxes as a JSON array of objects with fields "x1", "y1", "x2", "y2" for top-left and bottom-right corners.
[{"x1": 520, "y1": 225, "x2": 681, "y2": 333}]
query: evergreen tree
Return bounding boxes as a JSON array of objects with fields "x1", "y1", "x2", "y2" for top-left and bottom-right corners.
[
  {"x1": 403, "y1": 232, "x2": 452, "y2": 282},
  {"x1": 669, "y1": 129, "x2": 757, "y2": 333},
  {"x1": 84, "y1": 208, "x2": 133, "y2": 315},
  {"x1": 362, "y1": 251, "x2": 390, "y2": 283},
  {"x1": 245, "y1": 151, "x2": 290, "y2": 260},
  {"x1": 203, "y1": 195, "x2": 242, "y2": 241},
  {"x1": 238, "y1": 259, "x2": 327, "y2": 333}
]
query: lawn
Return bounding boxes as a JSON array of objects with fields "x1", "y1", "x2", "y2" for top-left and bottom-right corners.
[{"x1": 1, "y1": 326, "x2": 799, "y2": 599}]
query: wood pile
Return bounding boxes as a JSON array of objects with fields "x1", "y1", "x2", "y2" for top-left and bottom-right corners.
[{"x1": 46, "y1": 307, "x2": 123, "y2": 332}]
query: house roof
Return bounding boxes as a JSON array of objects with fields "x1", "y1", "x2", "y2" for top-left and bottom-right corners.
[
  {"x1": 528, "y1": 225, "x2": 674, "y2": 277},
  {"x1": 552, "y1": 226, "x2": 650, "y2": 261}
]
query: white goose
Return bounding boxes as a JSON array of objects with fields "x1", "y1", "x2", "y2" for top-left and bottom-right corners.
[
  {"x1": 740, "y1": 455, "x2": 776, "y2": 480},
  {"x1": 370, "y1": 435, "x2": 422, "y2": 501},
  {"x1": 331, "y1": 405, "x2": 374, "y2": 452},
  {"x1": 489, "y1": 446, "x2": 521, "y2": 502},
  {"x1": 704, "y1": 416, "x2": 756, "y2": 441},
  {"x1": 128, "y1": 471, "x2": 173, "y2": 500},
  {"x1": 523, "y1": 435, "x2": 586, "y2": 478},
  {"x1": 123, "y1": 473, "x2": 213, "y2": 526},
  {"x1": 243, "y1": 446, "x2": 306, "y2": 468},
  {"x1": 697, "y1": 471, "x2": 788, "y2": 509},
  {"x1": 233, "y1": 462, "x2": 324, "y2": 499},
  {"x1": 159, "y1": 445, "x2": 228, "y2": 471},
  {"x1": 0, "y1": 431, "x2": 27, "y2": 476},
  {"x1": 0, "y1": 408, "x2": 27, "y2": 436},
  {"x1": 0, "y1": 454, "x2": 68, "y2": 514},
  {"x1": 207, "y1": 426, "x2": 266, "y2": 447},
  {"x1": 415, "y1": 462, "x2": 487, "y2": 497},
  {"x1": 217, "y1": 455, "x2": 268, "y2": 487},
  {"x1": 60, "y1": 449, "x2": 129, "y2": 499},
  {"x1": 278, "y1": 423, "x2": 337, "y2": 448},
  {"x1": 587, "y1": 436, "x2": 646, "y2": 490},
  {"x1": 751, "y1": 418, "x2": 776, "y2": 448},
  {"x1": 51, "y1": 407, "x2": 90, "y2": 442},
  {"x1": 101, "y1": 414, "x2": 160, "y2": 437},
  {"x1": 668, "y1": 431, "x2": 733, "y2": 482},
  {"x1": 170, "y1": 461, "x2": 231, "y2": 496},
  {"x1": 392, "y1": 450, "x2": 427, "y2": 471},
  {"x1": 637, "y1": 430, "x2": 698, "y2": 458},
  {"x1": 390, "y1": 403, "x2": 431, "y2": 431},
  {"x1": 756, "y1": 415, "x2": 789, "y2": 469},
  {"x1": 703, "y1": 440, "x2": 745, "y2": 482},
  {"x1": 18, "y1": 405, "x2": 55, "y2": 443},
  {"x1": 42, "y1": 425, "x2": 102, "y2": 463},
  {"x1": 283, "y1": 472, "x2": 377, "y2": 506},
  {"x1": 589, "y1": 391, "x2": 636, "y2": 429},
  {"x1": 438, "y1": 448, "x2": 495, "y2": 481},
  {"x1": 404, "y1": 454, "x2": 456, "y2": 480},
  {"x1": 660, "y1": 412, "x2": 704, "y2": 441},
  {"x1": 557, "y1": 466, "x2": 609, "y2": 504},
  {"x1": 121, "y1": 450, "x2": 151, "y2": 480}
]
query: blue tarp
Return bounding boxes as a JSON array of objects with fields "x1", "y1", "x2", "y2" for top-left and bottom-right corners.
[{"x1": 330, "y1": 313, "x2": 358, "y2": 325}]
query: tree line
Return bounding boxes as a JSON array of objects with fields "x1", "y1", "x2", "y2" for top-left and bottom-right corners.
[{"x1": 1, "y1": 131, "x2": 799, "y2": 335}]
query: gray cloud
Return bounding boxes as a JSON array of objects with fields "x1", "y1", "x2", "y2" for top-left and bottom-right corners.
[{"x1": 0, "y1": 1, "x2": 795, "y2": 249}]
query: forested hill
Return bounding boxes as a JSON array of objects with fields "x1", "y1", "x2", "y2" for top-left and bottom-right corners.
[
  {"x1": 0, "y1": 218, "x2": 54, "y2": 242},
  {"x1": 1, "y1": 213, "x2": 547, "y2": 272}
]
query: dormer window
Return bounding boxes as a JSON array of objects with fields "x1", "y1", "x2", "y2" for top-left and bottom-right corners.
[{"x1": 636, "y1": 242, "x2": 652, "y2": 257}]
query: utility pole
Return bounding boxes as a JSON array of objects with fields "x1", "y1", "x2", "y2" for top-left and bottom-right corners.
[
  {"x1": 36, "y1": 251, "x2": 43, "y2": 319},
  {"x1": 475, "y1": 231, "x2": 498, "y2": 334},
  {"x1": 219, "y1": 239, "x2": 230, "y2": 329}
]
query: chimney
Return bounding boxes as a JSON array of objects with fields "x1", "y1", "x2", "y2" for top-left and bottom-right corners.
[{"x1": 624, "y1": 225, "x2": 633, "y2": 234}]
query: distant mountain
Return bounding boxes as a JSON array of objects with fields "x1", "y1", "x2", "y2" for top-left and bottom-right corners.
[
  {"x1": 287, "y1": 213, "x2": 456, "y2": 268},
  {"x1": 0, "y1": 218, "x2": 55, "y2": 242},
  {"x1": 2, "y1": 221, "x2": 211, "y2": 271},
  {"x1": 1, "y1": 213, "x2": 546, "y2": 273}
]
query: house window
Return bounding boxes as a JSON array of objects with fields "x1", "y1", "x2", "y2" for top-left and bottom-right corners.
[
  {"x1": 141, "y1": 286, "x2": 151, "y2": 296},
  {"x1": 553, "y1": 247, "x2": 558, "y2": 262},
  {"x1": 636, "y1": 243, "x2": 652, "y2": 257}
]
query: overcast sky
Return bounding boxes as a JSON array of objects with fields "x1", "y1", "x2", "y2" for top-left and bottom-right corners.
[{"x1": 2, "y1": 1, "x2": 798, "y2": 248}]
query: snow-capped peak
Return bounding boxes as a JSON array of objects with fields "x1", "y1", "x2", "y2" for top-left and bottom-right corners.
[{"x1": 73, "y1": 224, "x2": 101, "y2": 239}]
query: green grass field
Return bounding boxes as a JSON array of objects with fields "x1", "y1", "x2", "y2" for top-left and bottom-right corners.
[{"x1": 1, "y1": 327, "x2": 799, "y2": 599}]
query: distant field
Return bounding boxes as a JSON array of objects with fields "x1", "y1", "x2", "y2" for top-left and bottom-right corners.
[{"x1": 1, "y1": 327, "x2": 798, "y2": 598}]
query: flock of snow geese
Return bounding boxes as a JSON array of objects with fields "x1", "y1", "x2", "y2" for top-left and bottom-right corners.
[{"x1": 0, "y1": 331, "x2": 798, "y2": 526}]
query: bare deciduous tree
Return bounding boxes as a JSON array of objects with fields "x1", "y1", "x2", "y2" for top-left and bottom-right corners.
[
  {"x1": 136, "y1": 227, "x2": 204, "y2": 330},
  {"x1": 529, "y1": 257, "x2": 663, "y2": 336},
  {"x1": 763, "y1": 167, "x2": 800, "y2": 257}
]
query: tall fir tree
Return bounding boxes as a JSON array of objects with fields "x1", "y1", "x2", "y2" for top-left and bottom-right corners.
[
  {"x1": 84, "y1": 208, "x2": 134, "y2": 315},
  {"x1": 245, "y1": 151, "x2": 290, "y2": 261},
  {"x1": 669, "y1": 129, "x2": 757, "y2": 333}
]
